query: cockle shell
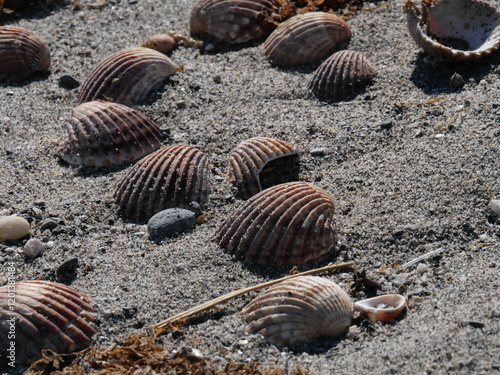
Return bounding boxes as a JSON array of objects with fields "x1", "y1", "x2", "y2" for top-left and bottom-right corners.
[
  {"x1": 141, "y1": 34, "x2": 177, "y2": 54},
  {"x1": 263, "y1": 12, "x2": 352, "y2": 67},
  {"x1": 216, "y1": 182, "x2": 336, "y2": 267},
  {"x1": 0, "y1": 215, "x2": 30, "y2": 241},
  {"x1": 114, "y1": 145, "x2": 210, "y2": 223},
  {"x1": 0, "y1": 26, "x2": 50, "y2": 83},
  {"x1": 0, "y1": 280, "x2": 96, "y2": 366},
  {"x1": 404, "y1": 0, "x2": 500, "y2": 61},
  {"x1": 189, "y1": 0, "x2": 282, "y2": 44},
  {"x1": 242, "y1": 276, "x2": 352, "y2": 346},
  {"x1": 58, "y1": 101, "x2": 163, "y2": 167},
  {"x1": 353, "y1": 294, "x2": 406, "y2": 322},
  {"x1": 227, "y1": 137, "x2": 300, "y2": 199},
  {"x1": 77, "y1": 47, "x2": 177, "y2": 107},
  {"x1": 309, "y1": 50, "x2": 377, "y2": 102}
]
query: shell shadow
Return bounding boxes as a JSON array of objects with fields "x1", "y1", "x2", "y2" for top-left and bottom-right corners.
[
  {"x1": 192, "y1": 35, "x2": 268, "y2": 55},
  {"x1": 0, "y1": 70, "x2": 50, "y2": 87},
  {"x1": 0, "y1": 0, "x2": 69, "y2": 21}
]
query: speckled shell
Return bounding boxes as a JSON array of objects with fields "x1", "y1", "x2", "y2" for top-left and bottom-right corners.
[
  {"x1": 77, "y1": 47, "x2": 177, "y2": 106},
  {"x1": 353, "y1": 294, "x2": 406, "y2": 322},
  {"x1": 0, "y1": 280, "x2": 96, "y2": 366},
  {"x1": 404, "y1": 0, "x2": 500, "y2": 61},
  {"x1": 216, "y1": 182, "x2": 336, "y2": 267},
  {"x1": 263, "y1": 12, "x2": 352, "y2": 67},
  {"x1": 57, "y1": 101, "x2": 163, "y2": 168},
  {"x1": 309, "y1": 50, "x2": 376, "y2": 102},
  {"x1": 0, "y1": 26, "x2": 50, "y2": 83},
  {"x1": 190, "y1": 0, "x2": 282, "y2": 43},
  {"x1": 242, "y1": 276, "x2": 352, "y2": 346},
  {"x1": 227, "y1": 137, "x2": 300, "y2": 200},
  {"x1": 141, "y1": 34, "x2": 177, "y2": 54},
  {"x1": 114, "y1": 145, "x2": 210, "y2": 223}
]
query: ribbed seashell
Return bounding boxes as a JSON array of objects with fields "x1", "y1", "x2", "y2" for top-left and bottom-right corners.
[
  {"x1": 309, "y1": 50, "x2": 377, "y2": 102},
  {"x1": 404, "y1": 0, "x2": 500, "y2": 61},
  {"x1": 189, "y1": 0, "x2": 281, "y2": 44},
  {"x1": 227, "y1": 137, "x2": 300, "y2": 200},
  {"x1": 263, "y1": 12, "x2": 352, "y2": 67},
  {"x1": 141, "y1": 34, "x2": 177, "y2": 54},
  {"x1": 216, "y1": 182, "x2": 336, "y2": 267},
  {"x1": 114, "y1": 145, "x2": 210, "y2": 223},
  {"x1": 77, "y1": 47, "x2": 177, "y2": 107},
  {"x1": 353, "y1": 294, "x2": 406, "y2": 322},
  {"x1": 242, "y1": 276, "x2": 352, "y2": 346},
  {"x1": 58, "y1": 101, "x2": 163, "y2": 167},
  {"x1": 0, "y1": 26, "x2": 50, "y2": 83},
  {"x1": 0, "y1": 280, "x2": 96, "y2": 366}
]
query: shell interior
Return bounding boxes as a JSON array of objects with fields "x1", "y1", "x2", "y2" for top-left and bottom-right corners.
[{"x1": 353, "y1": 294, "x2": 406, "y2": 322}]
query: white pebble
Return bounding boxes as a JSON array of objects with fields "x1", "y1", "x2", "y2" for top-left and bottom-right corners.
[
  {"x1": 0, "y1": 216, "x2": 30, "y2": 241},
  {"x1": 416, "y1": 263, "x2": 428, "y2": 274},
  {"x1": 22, "y1": 238, "x2": 46, "y2": 257},
  {"x1": 488, "y1": 200, "x2": 500, "y2": 215}
]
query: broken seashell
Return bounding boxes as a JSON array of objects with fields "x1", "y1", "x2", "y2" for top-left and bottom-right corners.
[
  {"x1": 216, "y1": 182, "x2": 336, "y2": 267},
  {"x1": 309, "y1": 50, "x2": 377, "y2": 102},
  {"x1": 353, "y1": 294, "x2": 406, "y2": 322},
  {"x1": 0, "y1": 215, "x2": 30, "y2": 241},
  {"x1": 58, "y1": 101, "x2": 163, "y2": 167},
  {"x1": 0, "y1": 26, "x2": 50, "y2": 83},
  {"x1": 141, "y1": 34, "x2": 177, "y2": 54},
  {"x1": 263, "y1": 12, "x2": 352, "y2": 67},
  {"x1": 227, "y1": 137, "x2": 300, "y2": 200},
  {"x1": 242, "y1": 276, "x2": 352, "y2": 346},
  {"x1": 189, "y1": 0, "x2": 282, "y2": 44},
  {"x1": 404, "y1": 0, "x2": 500, "y2": 61},
  {"x1": 114, "y1": 145, "x2": 210, "y2": 223},
  {"x1": 0, "y1": 280, "x2": 96, "y2": 366},
  {"x1": 77, "y1": 47, "x2": 177, "y2": 106}
]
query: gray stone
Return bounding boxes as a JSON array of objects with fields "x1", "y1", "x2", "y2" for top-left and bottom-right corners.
[{"x1": 147, "y1": 208, "x2": 195, "y2": 240}]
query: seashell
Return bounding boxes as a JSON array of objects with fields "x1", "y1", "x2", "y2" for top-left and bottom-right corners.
[
  {"x1": 114, "y1": 145, "x2": 210, "y2": 223},
  {"x1": 227, "y1": 137, "x2": 300, "y2": 200},
  {"x1": 141, "y1": 34, "x2": 177, "y2": 54},
  {"x1": 0, "y1": 26, "x2": 50, "y2": 83},
  {"x1": 215, "y1": 182, "x2": 336, "y2": 267},
  {"x1": 189, "y1": 0, "x2": 282, "y2": 44},
  {"x1": 353, "y1": 294, "x2": 406, "y2": 322},
  {"x1": 309, "y1": 50, "x2": 377, "y2": 102},
  {"x1": 0, "y1": 280, "x2": 96, "y2": 366},
  {"x1": 263, "y1": 12, "x2": 352, "y2": 67},
  {"x1": 77, "y1": 47, "x2": 177, "y2": 107},
  {"x1": 57, "y1": 101, "x2": 163, "y2": 167},
  {"x1": 242, "y1": 276, "x2": 352, "y2": 346},
  {"x1": 0, "y1": 215, "x2": 30, "y2": 241},
  {"x1": 404, "y1": 0, "x2": 500, "y2": 61}
]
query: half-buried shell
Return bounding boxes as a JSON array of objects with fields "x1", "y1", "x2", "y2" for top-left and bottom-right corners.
[
  {"x1": 114, "y1": 145, "x2": 210, "y2": 223},
  {"x1": 58, "y1": 101, "x2": 163, "y2": 167},
  {"x1": 242, "y1": 276, "x2": 352, "y2": 346},
  {"x1": 215, "y1": 182, "x2": 336, "y2": 267},
  {"x1": 353, "y1": 294, "x2": 406, "y2": 322},
  {"x1": 0, "y1": 280, "x2": 96, "y2": 366}
]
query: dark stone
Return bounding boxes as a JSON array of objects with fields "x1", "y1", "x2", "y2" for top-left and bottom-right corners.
[
  {"x1": 57, "y1": 257, "x2": 79, "y2": 275},
  {"x1": 59, "y1": 75, "x2": 81, "y2": 90},
  {"x1": 37, "y1": 218, "x2": 58, "y2": 231},
  {"x1": 147, "y1": 208, "x2": 196, "y2": 240}
]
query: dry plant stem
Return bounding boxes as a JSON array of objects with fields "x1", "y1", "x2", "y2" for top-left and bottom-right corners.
[
  {"x1": 400, "y1": 247, "x2": 445, "y2": 270},
  {"x1": 168, "y1": 31, "x2": 204, "y2": 49},
  {"x1": 149, "y1": 262, "x2": 354, "y2": 336}
]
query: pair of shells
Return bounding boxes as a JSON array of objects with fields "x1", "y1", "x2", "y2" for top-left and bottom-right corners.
[
  {"x1": 0, "y1": 280, "x2": 96, "y2": 366},
  {"x1": 404, "y1": 0, "x2": 500, "y2": 61},
  {"x1": 0, "y1": 26, "x2": 50, "y2": 83}
]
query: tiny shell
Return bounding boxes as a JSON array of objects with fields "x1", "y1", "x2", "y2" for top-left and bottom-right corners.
[
  {"x1": 0, "y1": 280, "x2": 96, "y2": 366},
  {"x1": 58, "y1": 101, "x2": 163, "y2": 167},
  {"x1": 189, "y1": 0, "x2": 282, "y2": 44},
  {"x1": 353, "y1": 294, "x2": 406, "y2": 322},
  {"x1": 227, "y1": 137, "x2": 300, "y2": 199},
  {"x1": 242, "y1": 276, "x2": 352, "y2": 346},
  {"x1": 216, "y1": 182, "x2": 336, "y2": 267},
  {"x1": 0, "y1": 26, "x2": 50, "y2": 83},
  {"x1": 0, "y1": 216, "x2": 30, "y2": 241},
  {"x1": 114, "y1": 145, "x2": 210, "y2": 223},
  {"x1": 404, "y1": 0, "x2": 500, "y2": 61},
  {"x1": 263, "y1": 12, "x2": 352, "y2": 67},
  {"x1": 141, "y1": 34, "x2": 177, "y2": 54},
  {"x1": 309, "y1": 50, "x2": 377, "y2": 102},
  {"x1": 77, "y1": 47, "x2": 177, "y2": 107}
]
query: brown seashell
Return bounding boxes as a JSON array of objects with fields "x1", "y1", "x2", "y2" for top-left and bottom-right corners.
[
  {"x1": 404, "y1": 0, "x2": 500, "y2": 61},
  {"x1": 227, "y1": 137, "x2": 300, "y2": 200},
  {"x1": 141, "y1": 34, "x2": 177, "y2": 54},
  {"x1": 309, "y1": 50, "x2": 376, "y2": 102},
  {"x1": 58, "y1": 101, "x2": 163, "y2": 167},
  {"x1": 0, "y1": 26, "x2": 50, "y2": 83},
  {"x1": 242, "y1": 276, "x2": 352, "y2": 346},
  {"x1": 353, "y1": 294, "x2": 406, "y2": 322},
  {"x1": 114, "y1": 145, "x2": 210, "y2": 223},
  {"x1": 263, "y1": 12, "x2": 352, "y2": 67},
  {"x1": 0, "y1": 280, "x2": 96, "y2": 366},
  {"x1": 216, "y1": 182, "x2": 336, "y2": 267},
  {"x1": 189, "y1": 0, "x2": 281, "y2": 44},
  {"x1": 77, "y1": 47, "x2": 177, "y2": 107}
]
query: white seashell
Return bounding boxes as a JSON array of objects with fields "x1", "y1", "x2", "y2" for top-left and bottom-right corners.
[
  {"x1": 353, "y1": 294, "x2": 406, "y2": 322},
  {"x1": 488, "y1": 199, "x2": 500, "y2": 215},
  {"x1": 0, "y1": 216, "x2": 30, "y2": 241},
  {"x1": 22, "y1": 238, "x2": 46, "y2": 257}
]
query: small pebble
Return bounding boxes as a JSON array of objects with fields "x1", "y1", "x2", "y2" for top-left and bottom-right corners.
[
  {"x1": 0, "y1": 216, "x2": 31, "y2": 241},
  {"x1": 488, "y1": 200, "x2": 500, "y2": 215},
  {"x1": 22, "y1": 238, "x2": 46, "y2": 257},
  {"x1": 392, "y1": 278, "x2": 409, "y2": 287},
  {"x1": 57, "y1": 257, "x2": 79, "y2": 275},
  {"x1": 59, "y1": 75, "x2": 81, "y2": 90},
  {"x1": 450, "y1": 72, "x2": 465, "y2": 90},
  {"x1": 310, "y1": 147, "x2": 325, "y2": 157},
  {"x1": 37, "y1": 218, "x2": 59, "y2": 231},
  {"x1": 379, "y1": 119, "x2": 393, "y2": 130},
  {"x1": 416, "y1": 263, "x2": 428, "y2": 274},
  {"x1": 212, "y1": 74, "x2": 222, "y2": 83},
  {"x1": 147, "y1": 208, "x2": 196, "y2": 240}
]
